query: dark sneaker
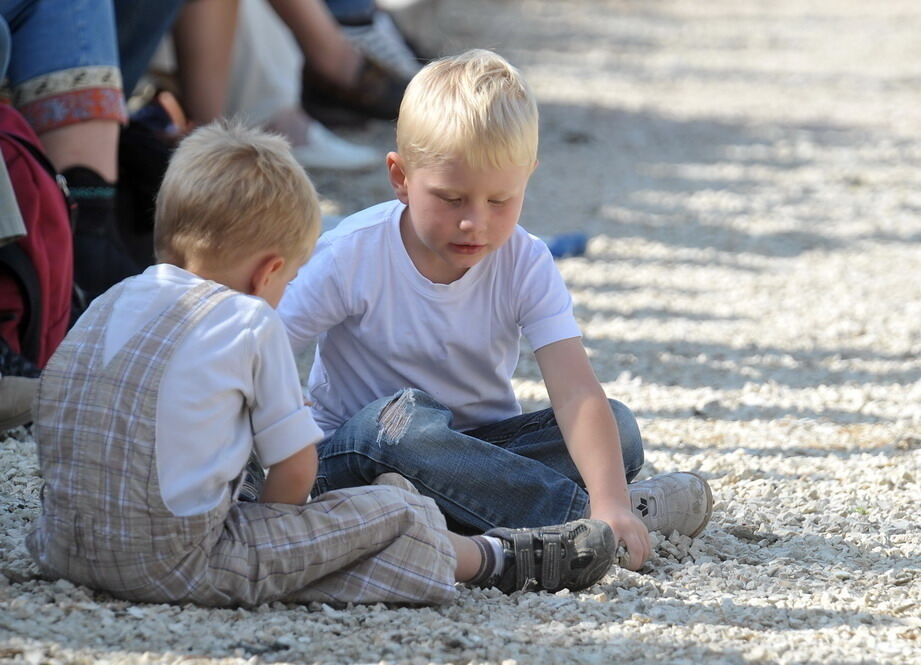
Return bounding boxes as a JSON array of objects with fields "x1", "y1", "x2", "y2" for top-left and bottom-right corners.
[
  {"x1": 301, "y1": 56, "x2": 410, "y2": 125},
  {"x1": 484, "y1": 519, "x2": 616, "y2": 594},
  {"x1": 629, "y1": 472, "x2": 713, "y2": 537},
  {"x1": 0, "y1": 338, "x2": 40, "y2": 378}
]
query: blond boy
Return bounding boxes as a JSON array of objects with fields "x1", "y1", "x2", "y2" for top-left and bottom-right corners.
[
  {"x1": 26, "y1": 122, "x2": 619, "y2": 606},
  {"x1": 279, "y1": 50, "x2": 713, "y2": 571}
]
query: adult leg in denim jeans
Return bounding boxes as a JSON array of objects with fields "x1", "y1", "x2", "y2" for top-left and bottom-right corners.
[
  {"x1": 1, "y1": 0, "x2": 124, "y2": 176},
  {"x1": 314, "y1": 389, "x2": 643, "y2": 533}
]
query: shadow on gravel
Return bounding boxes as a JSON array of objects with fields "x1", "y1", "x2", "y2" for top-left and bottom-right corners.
[
  {"x1": 580, "y1": 337, "x2": 920, "y2": 391},
  {"x1": 525, "y1": 102, "x2": 872, "y2": 258},
  {"x1": 643, "y1": 439, "x2": 903, "y2": 460},
  {"x1": 642, "y1": 405, "x2": 899, "y2": 425},
  {"x1": 2, "y1": 588, "x2": 897, "y2": 664},
  {"x1": 623, "y1": 593, "x2": 902, "y2": 632}
]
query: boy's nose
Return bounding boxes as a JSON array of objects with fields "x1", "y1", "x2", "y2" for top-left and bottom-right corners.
[{"x1": 459, "y1": 206, "x2": 487, "y2": 232}]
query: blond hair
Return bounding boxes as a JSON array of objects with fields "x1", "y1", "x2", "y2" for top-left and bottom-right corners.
[
  {"x1": 396, "y1": 49, "x2": 538, "y2": 170},
  {"x1": 154, "y1": 121, "x2": 320, "y2": 268}
]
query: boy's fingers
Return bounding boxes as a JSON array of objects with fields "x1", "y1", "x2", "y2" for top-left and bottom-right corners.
[{"x1": 624, "y1": 531, "x2": 651, "y2": 570}]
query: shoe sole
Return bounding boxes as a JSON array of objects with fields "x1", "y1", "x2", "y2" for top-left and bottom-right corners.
[{"x1": 687, "y1": 471, "x2": 714, "y2": 538}]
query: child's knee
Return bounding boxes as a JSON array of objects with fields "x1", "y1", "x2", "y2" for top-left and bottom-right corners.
[
  {"x1": 374, "y1": 388, "x2": 449, "y2": 447},
  {"x1": 608, "y1": 399, "x2": 645, "y2": 477},
  {"x1": 376, "y1": 388, "x2": 419, "y2": 445}
]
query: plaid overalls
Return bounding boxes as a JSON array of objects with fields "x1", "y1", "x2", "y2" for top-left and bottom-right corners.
[{"x1": 26, "y1": 280, "x2": 456, "y2": 606}]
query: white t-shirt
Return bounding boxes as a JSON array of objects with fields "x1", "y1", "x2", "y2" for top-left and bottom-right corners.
[
  {"x1": 104, "y1": 264, "x2": 323, "y2": 517},
  {"x1": 278, "y1": 200, "x2": 582, "y2": 436}
]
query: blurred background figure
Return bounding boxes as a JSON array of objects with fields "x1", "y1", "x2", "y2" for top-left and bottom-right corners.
[
  {"x1": 1, "y1": 0, "x2": 135, "y2": 305},
  {"x1": 226, "y1": 0, "x2": 381, "y2": 171}
]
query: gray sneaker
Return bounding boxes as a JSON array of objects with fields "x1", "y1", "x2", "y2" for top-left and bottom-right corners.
[
  {"x1": 484, "y1": 519, "x2": 616, "y2": 594},
  {"x1": 628, "y1": 472, "x2": 713, "y2": 537}
]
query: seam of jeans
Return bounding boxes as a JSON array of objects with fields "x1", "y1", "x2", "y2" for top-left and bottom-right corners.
[{"x1": 568, "y1": 486, "x2": 589, "y2": 522}]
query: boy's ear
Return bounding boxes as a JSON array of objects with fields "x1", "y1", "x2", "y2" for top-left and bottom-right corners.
[
  {"x1": 386, "y1": 152, "x2": 409, "y2": 204},
  {"x1": 250, "y1": 253, "x2": 285, "y2": 296}
]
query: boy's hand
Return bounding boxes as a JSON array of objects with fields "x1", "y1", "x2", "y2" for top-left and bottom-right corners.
[{"x1": 590, "y1": 504, "x2": 651, "y2": 571}]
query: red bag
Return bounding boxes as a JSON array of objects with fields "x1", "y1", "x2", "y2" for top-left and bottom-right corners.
[{"x1": 0, "y1": 102, "x2": 73, "y2": 369}]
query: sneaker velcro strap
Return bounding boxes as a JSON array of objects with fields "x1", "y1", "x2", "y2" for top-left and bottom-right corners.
[
  {"x1": 510, "y1": 532, "x2": 536, "y2": 589},
  {"x1": 540, "y1": 531, "x2": 563, "y2": 589}
]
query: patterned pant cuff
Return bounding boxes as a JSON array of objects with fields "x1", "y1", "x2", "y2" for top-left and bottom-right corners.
[{"x1": 14, "y1": 66, "x2": 126, "y2": 134}]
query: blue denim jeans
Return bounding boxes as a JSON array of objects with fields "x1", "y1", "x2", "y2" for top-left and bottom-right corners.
[
  {"x1": 0, "y1": 0, "x2": 119, "y2": 85},
  {"x1": 1, "y1": 0, "x2": 124, "y2": 132},
  {"x1": 0, "y1": 15, "x2": 10, "y2": 80},
  {"x1": 312, "y1": 389, "x2": 645, "y2": 534},
  {"x1": 113, "y1": 0, "x2": 186, "y2": 95},
  {"x1": 324, "y1": 0, "x2": 375, "y2": 25}
]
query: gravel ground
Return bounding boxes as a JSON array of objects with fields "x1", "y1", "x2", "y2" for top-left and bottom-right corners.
[{"x1": 2, "y1": 1, "x2": 920, "y2": 663}]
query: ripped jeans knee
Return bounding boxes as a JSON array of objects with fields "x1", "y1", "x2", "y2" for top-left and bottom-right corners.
[
  {"x1": 376, "y1": 388, "x2": 417, "y2": 446},
  {"x1": 369, "y1": 388, "x2": 453, "y2": 449}
]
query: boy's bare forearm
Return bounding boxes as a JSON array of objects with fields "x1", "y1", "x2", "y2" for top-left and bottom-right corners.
[
  {"x1": 555, "y1": 388, "x2": 632, "y2": 511},
  {"x1": 259, "y1": 445, "x2": 319, "y2": 505},
  {"x1": 536, "y1": 338, "x2": 631, "y2": 509}
]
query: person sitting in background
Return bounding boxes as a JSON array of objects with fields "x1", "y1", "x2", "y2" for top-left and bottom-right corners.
[
  {"x1": 1, "y1": 0, "x2": 136, "y2": 303},
  {"x1": 226, "y1": 0, "x2": 380, "y2": 171}
]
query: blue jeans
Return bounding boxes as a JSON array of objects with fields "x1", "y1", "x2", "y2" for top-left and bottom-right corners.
[
  {"x1": 313, "y1": 389, "x2": 645, "y2": 534},
  {"x1": 1, "y1": 0, "x2": 124, "y2": 132},
  {"x1": 325, "y1": 0, "x2": 375, "y2": 25},
  {"x1": 113, "y1": 0, "x2": 186, "y2": 95},
  {"x1": 0, "y1": 0, "x2": 119, "y2": 85},
  {"x1": 0, "y1": 15, "x2": 10, "y2": 80}
]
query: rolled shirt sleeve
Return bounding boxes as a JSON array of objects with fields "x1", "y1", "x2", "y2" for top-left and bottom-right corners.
[
  {"x1": 517, "y1": 235, "x2": 583, "y2": 351},
  {"x1": 250, "y1": 307, "x2": 324, "y2": 466}
]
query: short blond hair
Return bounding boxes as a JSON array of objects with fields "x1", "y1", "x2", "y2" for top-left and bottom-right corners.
[
  {"x1": 396, "y1": 49, "x2": 538, "y2": 170},
  {"x1": 154, "y1": 121, "x2": 320, "y2": 268}
]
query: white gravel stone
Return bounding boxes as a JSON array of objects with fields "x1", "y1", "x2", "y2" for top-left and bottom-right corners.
[{"x1": 2, "y1": 1, "x2": 920, "y2": 663}]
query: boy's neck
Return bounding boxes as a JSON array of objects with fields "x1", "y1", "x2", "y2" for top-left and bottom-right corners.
[{"x1": 177, "y1": 256, "x2": 256, "y2": 295}]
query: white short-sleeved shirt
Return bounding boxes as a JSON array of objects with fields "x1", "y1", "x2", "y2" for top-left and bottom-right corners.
[
  {"x1": 278, "y1": 200, "x2": 582, "y2": 436},
  {"x1": 104, "y1": 264, "x2": 323, "y2": 516}
]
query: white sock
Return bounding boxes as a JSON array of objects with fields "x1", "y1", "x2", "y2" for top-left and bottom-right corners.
[{"x1": 481, "y1": 536, "x2": 506, "y2": 577}]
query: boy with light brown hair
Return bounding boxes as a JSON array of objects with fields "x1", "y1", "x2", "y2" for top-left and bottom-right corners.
[
  {"x1": 26, "y1": 121, "x2": 619, "y2": 606},
  {"x1": 280, "y1": 50, "x2": 714, "y2": 572}
]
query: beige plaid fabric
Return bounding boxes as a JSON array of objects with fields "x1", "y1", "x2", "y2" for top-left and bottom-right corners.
[{"x1": 27, "y1": 280, "x2": 456, "y2": 606}]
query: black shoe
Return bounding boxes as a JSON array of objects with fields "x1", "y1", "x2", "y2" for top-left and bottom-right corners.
[
  {"x1": 0, "y1": 336, "x2": 40, "y2": 378},
  {"x1": 484, "y1": 519, "x2": 616, "y2": 594},
  {"x1": 301, "y1": 56, "x2": 410, "y2": 125},
  {"x1": 64, "y1": 167, "x2": 141, "y2": 303}
]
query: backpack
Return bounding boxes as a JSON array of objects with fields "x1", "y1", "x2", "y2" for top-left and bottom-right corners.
[{"x1": 0, "y1": 102, "x2": 73, "y2": 371}]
